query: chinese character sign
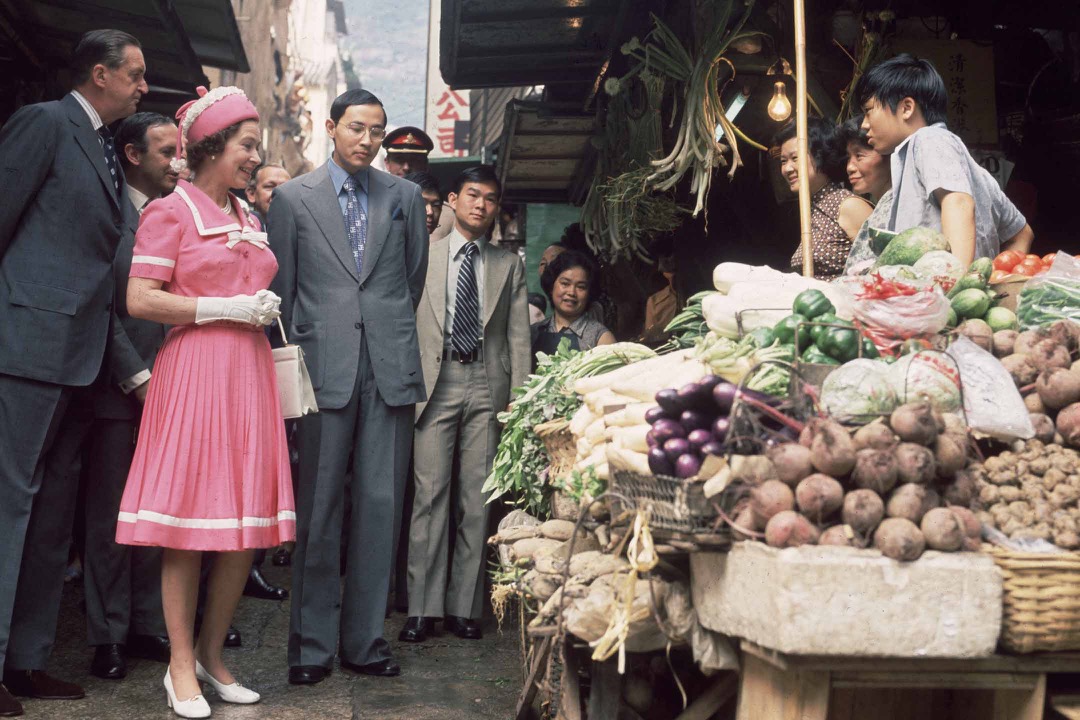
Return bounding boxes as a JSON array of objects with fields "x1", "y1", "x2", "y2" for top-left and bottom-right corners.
[
  {"x1": 425, "y1": 0, "x2": 471, "y2": 158},
  {"x1": 901, "y1": 40, "x2": 997, "y2": 147}
]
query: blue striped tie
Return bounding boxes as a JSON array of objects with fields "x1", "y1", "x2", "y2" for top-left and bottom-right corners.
[
  {"x1": 451, "y1": 242, "x2": 481, "y2": 355},
  {"x1": 342, "y1": 175, "x2": 367, "y2": 275}
]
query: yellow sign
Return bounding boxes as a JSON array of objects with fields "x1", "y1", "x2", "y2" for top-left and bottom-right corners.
[{"x1": 899, "y1": 39, "x2": 998, "y2": 147}]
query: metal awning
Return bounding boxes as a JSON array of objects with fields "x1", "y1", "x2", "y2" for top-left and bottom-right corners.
[
  {"x1": 440, "y1": 0, "x2": 628, "y2": 89},
  {"x1": 496, "y1": 100, "x2": 594, "y2": 203},
  {"x1": 174, "y1": 0, "x2": 249, "y2": 72}
]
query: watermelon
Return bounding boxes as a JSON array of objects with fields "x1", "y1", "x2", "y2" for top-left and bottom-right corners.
[
  {"x1": 951, "y1": 288, "x2": 991, "y2": 320},
  {"x1": 872, "y1": 227, "x2": 950, "y2": 268}
]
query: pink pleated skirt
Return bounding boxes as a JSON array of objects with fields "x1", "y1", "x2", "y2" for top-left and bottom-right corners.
[{"x1": 116, "y1": 324, "x2": 296, "y2": 551}]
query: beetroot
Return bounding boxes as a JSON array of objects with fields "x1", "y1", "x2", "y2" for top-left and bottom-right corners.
[
  {"x1": 1057, "y1": 403, "x2": 1080, "y2": 448},
  {"x1": 850, "y1": 449, "x2": 899, "y2": 495},
  {"x1": 750, "y1": 480, "x2": 795, "y2": 528},
  {"x1": 819, "y1": 525, "x2": 857, "y2": 547},
  {"x1": 805, "y1": 418, "x2": 857, "y2": 477},
  {"x1": 874, "y1": 518, "x2": 926, "y2": 561},
  {"x1": 794, "y1": 474, "x2": 844, "y2": 523},
  {"x1": 764, "y1": 511, "x2": 820, "y2": 548},
  {"x1": 942, "y1": 470, "x2": 976, "y2": 507},
  {"x1": 886, "y1": 483, "x2": 936, "y2": 524},
  {"x1": 889, "y1": 402, "x2": 939, "y2": 446},
  {"x1": 895, "y1": 443, "x2": 937, "y2": 484},
  {"x1": 1028, "y1": 339, "x2": 1072, "y2": 373},
  {"x1": 767, "y1": 443, "x2": 814, "y2": 487},
  {"x1": 842, "y1": 489, "x2": 885, "y2": 536},
  {"x1": 1030, "y1": 413, "x2": 1056, "y2": 444},
  {"x1": 920, "y1": 507, "x2": 965, "y2": 551},
  {"x1": 1037, "y1": 368, "x2": 1080, "y2": 410},
  {"x1": 852, "y1": 420, "x2": 898, "y2": 451},
  {"x1": 933, "y1": 434, "x2": 967, "y2": 477}
]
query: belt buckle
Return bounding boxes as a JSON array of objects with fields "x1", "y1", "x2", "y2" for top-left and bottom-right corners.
[{"x1": 458, "y1": 348, "x2": 477, "y2": 364}]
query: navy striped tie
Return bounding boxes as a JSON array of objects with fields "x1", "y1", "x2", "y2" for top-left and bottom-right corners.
[{"x1": 451, "y1": 242, "x2": 480, "y2": 355}]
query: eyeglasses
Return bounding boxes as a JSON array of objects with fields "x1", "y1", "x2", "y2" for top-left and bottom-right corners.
[{"x1": 336, "y1": 122, "x2": 386, "y2": 141}]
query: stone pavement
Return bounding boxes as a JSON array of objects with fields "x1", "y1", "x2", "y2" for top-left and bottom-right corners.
[{"x1": 24, "y1": 564, "x2": 521, "y2": 719}]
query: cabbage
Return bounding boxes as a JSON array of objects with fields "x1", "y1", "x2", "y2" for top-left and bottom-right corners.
[
  {"x1": 819, "y1": 359, "x2": 898, "y2": 424},
  {"x1": 912, "y1": 250, "x2": 965, "y2": 280},
  {"x1": 889, "y1": 352, "x2": 961, "y2": 412}
]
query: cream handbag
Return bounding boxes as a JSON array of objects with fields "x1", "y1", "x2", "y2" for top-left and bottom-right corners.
[{"x1": 272, "y1": 318, "x2": 318, "y2": 419}]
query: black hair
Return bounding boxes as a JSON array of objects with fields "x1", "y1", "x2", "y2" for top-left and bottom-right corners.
[
  {"x1": 329, "y1": 89, "x2": 386, "y2": 124},
  {"x1": 114, "y1": 112, "x2": 173, "y2": 168},
  {"x1": 404, "y1": 171, "x2": 440, "y2": 196},
  {"x1": 528, "y1": 292, "x2": 547, "y2": 314},
  {"x1": 450, "y1": 165, "x2": 501, "y2": 197},
  {"x1": 72, "y1": 29, "x2": 140, "y2": 86},
  {"x1": 773, "y1": 116, "x2": 845, "y2": 183},
  {"x1": 541, "y1": 250, "x2": 600, "y2": 309},
  {"x1": 186, "y1": 122, "x2": 245, "y2": 173},
  {"x1": 836, "y1": 115, "x2": 872, "y2": 151},
  {"x1": 854, "y1": 53, "x2": 948, "y2": 125},
  {"x1": 247, "y1": 162, "x2": 288, "y2": 190}
]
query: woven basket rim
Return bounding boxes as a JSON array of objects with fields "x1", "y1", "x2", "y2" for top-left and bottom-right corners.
[{"x1": 534, "y1": 418, "x2": 570, "y2": 437}]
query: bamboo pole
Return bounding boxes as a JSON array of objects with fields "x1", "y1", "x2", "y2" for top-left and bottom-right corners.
[{"x1": 794, "y1": 0, "x2": 814, "y2": 278}]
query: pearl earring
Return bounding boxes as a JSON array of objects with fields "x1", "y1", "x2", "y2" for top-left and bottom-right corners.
[{"x1": 211, "y1": 155, "x2": 216, "y2": 160}]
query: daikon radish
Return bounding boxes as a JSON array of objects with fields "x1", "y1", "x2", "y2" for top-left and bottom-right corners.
[
  {"x1": 584, "y1": 388, "x2": 637, "y2": 413},
  {"x1": 573, "y1": 349, "x2": 693, "y2": 396},
  {"x1": 576, "y1": 438, "x2": 594, "y2": 458},
  {"x1": 585, "y1": 418, "x2": 606, "y2": 445},
  {"x1": 606, "y1": 446, "x2": 652, "y2": 475},
  {"x1": 613, "y1": 360, "x2": 708, "y2": 402},
  {"x1": 612, "y1": 425, "x2": 650, "y2": 453},
  {"x1": 713, "y1": 262, "x2": 784, "y2": 292},
  {"x1": 569, "y1": 404, "x2": 597, "y2": 436},
  {"x1": 594, "y1": 463, "x2": 609, "y2": 481},
  {"x1": 604, "y1": 403, "x2": 655, "y2": 428}
]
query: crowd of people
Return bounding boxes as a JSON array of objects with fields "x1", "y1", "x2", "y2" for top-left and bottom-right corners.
[{"x1": 776, "y1": 53, "x2": 1034, "y2": 281}]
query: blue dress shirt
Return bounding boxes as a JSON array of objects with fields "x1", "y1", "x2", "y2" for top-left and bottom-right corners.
[{"x1": 326, "y1": 156, "x2": 369, "y2": 217}]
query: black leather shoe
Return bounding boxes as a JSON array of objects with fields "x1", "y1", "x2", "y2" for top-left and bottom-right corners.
[
  {"x1": 126, "y1": 633, "x2": 170, "y2": 663},
  {"x1": 0, "y1": 685, "x2": 22, "y2": 717},
  {"x1": 2, "y1": 671, "x2": 84, "y2": 700},
  {"x1": 398, "y1": 617, "x2": 434, "y2": 643},
  {"x1": 288, "y1": 665, "x2": 330, "y2": 685},
  {"x1": 443, "y1": 615, "x2": 482, "y2": 640},
  {"x1": 244, "y1": 566, "x2": 288, "y2": 601},
  {"x1": 271, "y1": 547, "x2": 291, "y2": 566},
  {"x1": 341, "y1": 658, "x2": 400, "y2": 677},
  {"x1": 225, "y1": 625, "x2": 242, "y2": 648},
  {"x1": 90, "y1": 643, "x2": 126, "y2": 679}
]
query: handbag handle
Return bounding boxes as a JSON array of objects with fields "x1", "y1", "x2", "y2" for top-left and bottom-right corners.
[{"x1": 276, "y1": 317, "x2": 289, "y2": 346}]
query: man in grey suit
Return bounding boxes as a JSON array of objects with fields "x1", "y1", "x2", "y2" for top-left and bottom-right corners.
[
  {"x1": 400, "y1": 166, "x2": 530, "y2": 644},
  {"x1": 268, "y1": 89, "x2": 429, "y2": 685},
  {"x1": 82, "y1": 111, "x2": 175, "y2": 681},
  {"x1": 0, "y1": 29, "x2": 148, "y2": 714}
]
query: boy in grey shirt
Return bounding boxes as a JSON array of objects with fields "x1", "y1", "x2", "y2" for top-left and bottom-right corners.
[{"x1": 855, "y1": 54, "x2": 1033, "y2": 264}]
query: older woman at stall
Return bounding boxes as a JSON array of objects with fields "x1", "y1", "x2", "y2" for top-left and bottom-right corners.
[
  {"x1": 837, "y1": 116, "x2": 894, "y2": 274},
  {"x1": 777, "y1": 117, "x2": 873, "y2": 280},
  {"x1": 532, "y1": 250, "x2": 614, "y2": 360}
]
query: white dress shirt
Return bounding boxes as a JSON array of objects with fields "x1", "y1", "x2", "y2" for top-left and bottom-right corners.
[{"x1": 445, "y1": 228, "x2": 485, "y2": 349}]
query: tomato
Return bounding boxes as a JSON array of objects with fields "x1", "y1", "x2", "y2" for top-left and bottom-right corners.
[
  {"x1": 1042, "y1": 253, "x2": 1057, "y2": 265},
  {"x1": 989, "y1": 269, "x2": 1009, "y2": 284},
  {"x1": 1014, "y1": 263, "x2": 1039, "y2": 277},
  {"x1": 993, "y1": 250, "x2": 1024, "y2": 271},
  {"x1": 1025, "y1": 254, "x2": 1042, "y2": 262}
]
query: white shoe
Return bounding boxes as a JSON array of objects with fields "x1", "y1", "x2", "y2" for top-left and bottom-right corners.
[
  {"x1": 195, "y1": 661, "x2": 260, "y2": 704},
  {"x1": 164, "y1": 668, "x2": 211, "y2": 719}
]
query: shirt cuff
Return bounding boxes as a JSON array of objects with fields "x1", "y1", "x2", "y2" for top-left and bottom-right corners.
[{"x1": 120, "y1": 370, "x2": 151, "y2": 394}]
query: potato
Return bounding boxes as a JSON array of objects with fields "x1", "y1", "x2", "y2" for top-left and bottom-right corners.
[
  {"x1": 795, "y1": 474, "x2": 844, "y2": 523},
  {"x1": 1025, "y1": 393, "x2": 1048, "y2": 414},
  {"x1": 873, "y1": 518, "x2": 926, "y2": 561},
  {"x1": 921, "y1": 507, "x2": 965, "y2": 551},
  {"x1": 764, "y1": 510, "x2": 820, "y2": 548}
]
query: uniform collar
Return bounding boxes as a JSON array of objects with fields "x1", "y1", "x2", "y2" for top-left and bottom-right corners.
[
  {"x1": 327, "y1": 156, "x2": 369, "y2": 196},
  {"x1": 173, "y1": 179, "x2": 251, "y2": 236},
  {"x1": 69, "y1": 90, "x2": 103, "y2": 131}
]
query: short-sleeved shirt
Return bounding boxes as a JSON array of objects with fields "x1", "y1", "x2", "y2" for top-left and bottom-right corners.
[
  {"x1": 843, "y1": 188, "x2": 894, "y2": 275},
  {"x1": 789, "y1": 182, "x2": 866, "y2": 281},
  {"x1": 530, "y1": 314, "x2": 610, "y2": 356},
  {"x1": 888, "y1": 123, "x2": 1026, "y2": 260}
]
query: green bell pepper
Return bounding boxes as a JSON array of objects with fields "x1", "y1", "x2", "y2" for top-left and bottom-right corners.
[
  {"x1": 818, "y1": 325, "x2": 861, "y2": 363},
  {"x1": 861, "y1": 338, "x2": 880, "y2": 359},
  {"x1": 808, "y1": 313, "x2": 851, "y2": 343},
  {"x1": 801, "y1": 345, "x2": 841, "y2": 365},
  {"x1": 792, "y1": 289, "x2": 836, "y2": 320},
  {"x1": 743, "y1": 326, "x2": 776, "y2": 349},
  {"x1": 773, "y1": 313, "x2": 811, "y2": 351}
]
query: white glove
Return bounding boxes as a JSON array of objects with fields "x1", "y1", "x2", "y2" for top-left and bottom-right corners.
[{"x1": 195, "y1": 290, "x2": 281, "y2": 326}]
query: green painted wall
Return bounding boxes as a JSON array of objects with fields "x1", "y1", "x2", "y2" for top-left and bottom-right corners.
[{"x1": 524, "y1": 203, "x2": 581, "y2": 294}]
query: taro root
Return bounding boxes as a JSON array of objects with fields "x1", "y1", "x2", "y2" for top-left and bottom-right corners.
[
  {"x1": 805, "y1": 418, "x2": 857, "y2": 477},
  {"x1": 873, "y1": 517, "x2": 926, "y2": 561},
  {"x1": 890, "y1": 402, "x2": 939, "y2": 446},
  {"x1": 895, "y1": 443, "x2": 937, "y2": 484},
  {"x1": 767, "y1": 443, "x2": 814, "y2": 487},
  {"x1": 920, "y1": 507, "x2": 965, "y2": 551},
  {"x1": 1037, "y1": 368, "x2": 1080, "y2": 410},
  {"x1": 853, "y1": 420, "x2": 898, "y2": 451},
  {"x1": 842, "y1": 488, "x2": 885, "y2": 536},
  {"x1": 764, "y1": 510, "x2": 820, "y2": 548},
  {"x1": 851, "y1": 449, "x2": 899, "y2": 495},
  {"x1": 750, "y1": 480, "x2": 795, "y2": 528},
  {"x1": 794, "y1": 474, "x2": 844, "y2": 523}
]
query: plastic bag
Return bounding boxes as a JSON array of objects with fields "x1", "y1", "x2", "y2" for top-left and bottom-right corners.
[
  {"x1": 945, "y1": 336, "x2": 1035, "y2": 440},
  {"x1": 819, "y1": 359, "x2": 898, "y2": 424},
  {"x1": 838, "y1": 275, "x2": 950, "y2": 353},
  {"x1": 1016, "y1": 252, "x2": 1080, "y2": 330},
  {"x1": 889, "y1": 352, "x2": 962, "y2": 412}
]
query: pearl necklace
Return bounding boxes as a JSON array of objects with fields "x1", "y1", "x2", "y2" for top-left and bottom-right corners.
[{"x1": 220, "y1": 197, "x2": 232, "y2": 214}]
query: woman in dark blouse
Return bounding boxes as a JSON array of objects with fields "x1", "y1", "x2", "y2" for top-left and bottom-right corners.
[{"x1": 531, "y1": 251, "x2": 614, "y2": 361}]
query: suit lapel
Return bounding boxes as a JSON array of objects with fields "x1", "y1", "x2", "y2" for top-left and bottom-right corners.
[
  {"x1": 358, "y1": 170, "x2": 393, "y2": 286},
  {"x1": 65, "y1": 96, "x2": 120, "y2": 213},
  {"x1": 427, "y1": 237, "x2": 449, "y2": 332},
  {"x1": 482, "y1": 243, "x2": 510, "y2": 328},
  {"x1": 301, "y1": 169, "x2": 358, "y2": 282}
]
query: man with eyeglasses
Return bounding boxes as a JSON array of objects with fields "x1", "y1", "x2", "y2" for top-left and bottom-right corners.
[{"x1": 268, "y1": 88, "x2": 429, "y2": 685}]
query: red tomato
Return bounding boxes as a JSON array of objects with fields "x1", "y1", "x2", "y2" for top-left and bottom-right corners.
[
  {"x1": 1019, "y1": 258, "x2": 1043, "y2": 272},
  {"x1": 1025, "y1": 254, "x2": 1042, "y2": 262},
  {"x1": 993, "y1": 250, "x2": 1023, "y2": 271},
  {"x1": 1042, "y1": 253, "x2": 1057, "y2": 265},
  {"x1": 1014, "y1": 263, "x2": 1039, "y2": 277},
  {"x1": 989, "y1": 269, "x2": 1009, "y2": 284}
]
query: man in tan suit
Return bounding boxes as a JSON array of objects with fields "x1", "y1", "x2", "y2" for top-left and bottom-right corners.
[{"x1": 400, "y1": 166, "x2": 530, "y2": 643}]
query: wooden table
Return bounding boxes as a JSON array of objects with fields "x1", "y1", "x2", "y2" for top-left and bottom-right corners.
[{"x1": 735, "y1": 641, "x2": 1080, "y2": 720}]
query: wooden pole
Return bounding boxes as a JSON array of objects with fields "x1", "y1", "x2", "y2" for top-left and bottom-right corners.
[{"x1": 794, "y1": 0, "x2": 814, "y2": 278}]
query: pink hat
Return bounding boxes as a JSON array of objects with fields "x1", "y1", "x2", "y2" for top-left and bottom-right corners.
[{"x1": 171, "y1": 86, "x2": 259, "y2": 172}]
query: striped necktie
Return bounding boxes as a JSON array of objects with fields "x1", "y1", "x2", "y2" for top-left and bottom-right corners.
[
  {"x1": 98, "y1": 126, "x2": 121, "y2": 197},
  {"x1": 451, "y1": 242, "x2": 481, "y2": 355}
]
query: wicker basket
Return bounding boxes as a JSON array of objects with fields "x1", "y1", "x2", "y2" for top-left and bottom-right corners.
[
  {"x1": 985, "y1": 545, "x2": 1080, "y2": 653},
  {"x1": 610, "y1": 468, "x2": 719, "y2": 536},
  {"x1": 535, "y1": 419, "x2": 578, "y2": 520}
]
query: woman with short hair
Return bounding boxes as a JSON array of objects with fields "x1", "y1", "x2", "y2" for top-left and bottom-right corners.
[{"x1": 531, "y1": 250, "x2": 614, "y2": 360}]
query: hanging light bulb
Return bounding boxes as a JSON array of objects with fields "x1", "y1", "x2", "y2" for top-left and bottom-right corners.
[{"x1": 767, "y1": 81, "x2": 792, "y2": 122}]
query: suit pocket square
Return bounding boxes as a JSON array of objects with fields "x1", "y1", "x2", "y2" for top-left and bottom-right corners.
[{"x1": 391, "y1": 206, "x2": 404, "y2": 220}]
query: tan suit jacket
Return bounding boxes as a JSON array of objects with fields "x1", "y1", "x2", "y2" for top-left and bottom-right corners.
[{"x1": 415, "y1": 235, "x2": 530, "y2": 420}]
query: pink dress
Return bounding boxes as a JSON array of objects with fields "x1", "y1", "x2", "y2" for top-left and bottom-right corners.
[{"x1": 115, "y1": 180, "x2": 296, "y2": 551}]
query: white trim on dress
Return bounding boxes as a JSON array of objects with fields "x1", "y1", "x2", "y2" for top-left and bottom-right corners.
[
  {"x1": 132, "y1": 255, "x2": 177, "y2": 268},
  {"x1": 118, "y1": 510, "x2": 296, "y2": 529}
]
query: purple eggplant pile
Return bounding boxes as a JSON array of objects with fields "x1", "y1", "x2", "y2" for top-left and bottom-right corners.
[{"x1": 645, "y1": 375, "x2": 745, "y2": 478}]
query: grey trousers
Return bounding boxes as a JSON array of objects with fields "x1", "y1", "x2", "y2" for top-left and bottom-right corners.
[
  {"x1": 408, "y1": 358, "x2": 497, "y2": 620},
  {"x1": 288, "y1": 338, "x2": 413, "y2": 668},
  {"x1": 0, "y1": 374, "x2": 92, "y2": 670},
  {"x1": 82, "y1": 418, "x2": 164, "y2": 645}
]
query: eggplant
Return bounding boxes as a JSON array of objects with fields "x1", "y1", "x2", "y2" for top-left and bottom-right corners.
[
  {"x1": 648, "y1": 447, "x2": 674, "y2": 476},
  {"x1": 663, "y1": 437, "x2": 692, "y2": 461},
  {"x1": 651, "y1": 419, "x2": 686, "y2": 444},
  {"x1": 677, "y1": 381, "x2": 712, "y2": 410},
  {"x1": 687, "y1": 428, "x2": 712, "y2": 452},
  {"x1": 646, "y1": 430, "x2": 659, "y2": 449},
  {"x1": 674, "y1": 453, "x2": 703, "y2": 479},
  {"x1": 712, "y1": 382, "x2": 738, "y2": 413},
  {"x1": 680, "y1": 409, "x2": 712, "y2": 432},
  {"x1": 655, "y1": 388, "x2": 683, "y2": 414},
  {"x1": 712, "y1": 417, "x2": 731, "y2": 443},
  {"x1": 700, "y1": 441, "x2": 725, "y2": 457},
  {"x1": 644, "y1": 406, "x2": 671, "y2": 424},
  {"x1": 698, "y1": 375, "x2": 724, "y2": 392}
]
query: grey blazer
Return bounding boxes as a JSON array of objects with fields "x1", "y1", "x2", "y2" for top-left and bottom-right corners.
[
  {"x1": 415, "y1": 237, "x2": 531, "y2": 421},
  {"x1": 268, "y1": 164, "x2": 429, "y2": 409},
  {"x1": 0, "y1": 94, "x2": 144, "y2": 387}
]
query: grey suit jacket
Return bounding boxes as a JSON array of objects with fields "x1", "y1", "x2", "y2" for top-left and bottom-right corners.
[
  {"x1": 268, "y1": 164, "x2": 429, "y2": 409},
  {"x1": 92, "y1": 199, "x2": 168, "y2": 421},
  {"x1": 0, "y1": 94, "x2": 144, "y2": 387},
  {"x1": 415, "y1": 236, "x2": 531, "y2": 421}
]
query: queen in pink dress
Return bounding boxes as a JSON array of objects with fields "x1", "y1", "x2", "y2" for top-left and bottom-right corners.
[{"x1": 116, "y1": 86, "x2": 291, "y2": 717}]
